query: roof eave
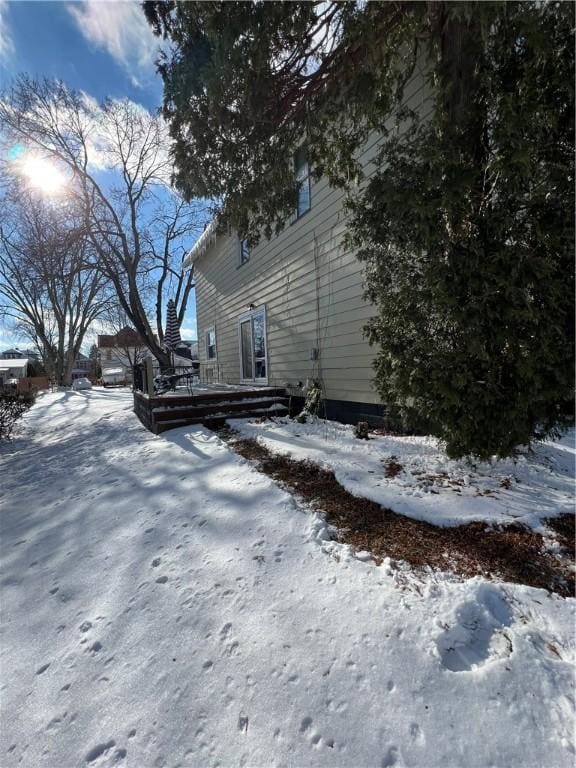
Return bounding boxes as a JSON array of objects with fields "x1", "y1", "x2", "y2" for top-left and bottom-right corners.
[{"x1": 183, "y1": 218, "x2": 219, "y2": 270}]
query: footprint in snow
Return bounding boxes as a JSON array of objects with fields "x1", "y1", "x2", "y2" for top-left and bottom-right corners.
[
  {"x1": 436, "y1": 584, "x2": 513, "y2": 672},
  {"x1": 382, "y1": 746, "x2": 400, "y2": 767},
  {"x1": 409, "y1": 723, "x2": 425, "y2": 745},
  {"x1": 220, "y1": 623, "x2": 239, "y2": 656},
  {"x1": 85, "y1": 740, "x2": 125, "y2": 763},
  {"x1": 89, "y1": 641, "x2": 102, "y2": 654},
  {"x1": 238, "y1": 715, "x2": 249, "y2": 733},
  {"x1": 300, "y1": 717, "x2": 313, "y2": 733},
  {"x1": 220, "y1": 623, "x2": 233, "y2": 640}
]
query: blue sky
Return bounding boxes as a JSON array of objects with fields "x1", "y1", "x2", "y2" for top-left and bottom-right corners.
[{"x1": 0, "y1": 0, "x2": 199, "y2": 351}]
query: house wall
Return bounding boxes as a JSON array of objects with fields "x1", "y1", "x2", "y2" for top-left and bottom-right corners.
[
  {"x1": 194, "y1": 65, "x2": 432, "y2": 413},
  {"x1": 0, "y1": 362, "x2": 29, "y2": 391},
  {"x1": 99, "y1": 347, "x2": 148, "y2": 380},
  {"x1": 0, "y1": 363, "x2": 28, "y2": 378}
]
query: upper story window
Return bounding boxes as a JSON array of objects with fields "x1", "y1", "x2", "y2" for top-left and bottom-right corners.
[
  {"x1": 205, "y1": 327, "x2": 217, "y2": 359},
  {"x1": 295, "y1": 146, "x2": 311, "y2": 218},
  {"x1": 239, "y1": 238, "x2": 250, "y2": 266}
]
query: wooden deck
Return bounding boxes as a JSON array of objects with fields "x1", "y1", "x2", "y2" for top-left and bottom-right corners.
[{"x1": 133, "y1": 385, "x2": 289, "y2": 434}]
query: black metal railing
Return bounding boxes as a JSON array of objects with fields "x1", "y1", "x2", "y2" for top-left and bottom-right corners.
[{"x1": 133, "y1": 361, "x2": 223, "y2": 396}]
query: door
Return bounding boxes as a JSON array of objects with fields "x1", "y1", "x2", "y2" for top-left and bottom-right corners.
[{"x1": 239, "y1": 306, "x2": 268, "y2": 383}]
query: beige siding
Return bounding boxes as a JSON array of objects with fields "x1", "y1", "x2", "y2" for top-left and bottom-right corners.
[{"x1": 195, "y1": 67, "x2": 432, "y2": 405}]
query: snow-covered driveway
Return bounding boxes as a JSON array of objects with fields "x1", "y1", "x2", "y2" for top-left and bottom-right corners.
[{"x1": 1, "y1": 390, "x2": 574, "y2": 768}]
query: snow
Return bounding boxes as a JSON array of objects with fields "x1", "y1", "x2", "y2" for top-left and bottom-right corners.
[
  {"x1": 229, "y1": 417, "x2": 575, "y2": 531},
  {"x1": 0, "y1": 390, "x2": 574, "y2": 768},
  {"x1": 0, "y1": 358, "x2": 30, "y2": 370},
  {"x1": 154, "y1": 384, "x2": 282, "y2": 399},
  {"x1": 152, "y1": 397, "x2": 285, "y2": 413}
]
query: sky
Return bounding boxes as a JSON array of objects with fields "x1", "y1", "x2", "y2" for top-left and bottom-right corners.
[{"x1": 0, "y1": 0, "x2": 199, "y2": 351}]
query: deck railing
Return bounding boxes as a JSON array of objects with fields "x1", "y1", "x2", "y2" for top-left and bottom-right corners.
[{"x1": 133, "y1": 360, "x2": 223, "y2": 396}]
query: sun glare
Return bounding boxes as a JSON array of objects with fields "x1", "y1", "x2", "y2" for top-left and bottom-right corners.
[{"x1": 21, "y1": 156, "x2": 66, "y2": 195}]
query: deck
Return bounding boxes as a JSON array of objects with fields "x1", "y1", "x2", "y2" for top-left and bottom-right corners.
[{"x1": 133, "y1": 384, "x2": 289, "y2": 434}]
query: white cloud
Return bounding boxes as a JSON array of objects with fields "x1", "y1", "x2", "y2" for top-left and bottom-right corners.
[
  {"x1": 1, "y1": 83, "x2": 173, "y2": 193},
  {"x1": 85, "y1": 97, "x2": 173, "y2": 183},
  {"x1": 0, "y1": 0, "x2": 15, "y2": 64},
  {"x1": 67, "y1": 0, "x2": 160, "y2": 88},
  {"x1": 0, "y1": 324, "x2": 26, "y2": 352},
  {"x1": 180, "y1": 326, "x2": 197, "y2": 341}
]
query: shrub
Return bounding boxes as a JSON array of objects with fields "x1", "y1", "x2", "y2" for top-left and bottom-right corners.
[
  {"x1": 0, "y1": 393, "x2": 33, "y2": 439},
  {"x1": 354, "y1": 421, "x2": 370, "y2": 440}
]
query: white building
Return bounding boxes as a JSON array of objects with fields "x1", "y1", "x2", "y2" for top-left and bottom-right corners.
[
  {"x1": 0, "y1": 359, "x2": 30, "y2": 389},
  {"x1": 97, "y1": 327, "x2": 148, "y2": 382}
]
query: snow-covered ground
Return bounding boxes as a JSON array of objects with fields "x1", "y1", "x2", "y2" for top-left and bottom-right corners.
[
  {"x1": 0, "y1": 390, "x2": 574, "y2": 768},
  {"x1": 230, "y1": 417, "x2": 575, "y2": 531}
]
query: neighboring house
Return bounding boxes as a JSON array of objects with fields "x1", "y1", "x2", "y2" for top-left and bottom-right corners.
[
  {"x1": 0, "y1": 359, "x2": 30, "y2": 389},
  {"x1": 173, "y1": 340, "x2": 198, "y2": 361},
  {"x1": 0, "y1": 347, "x2": 40, "y2": 361},
  {"x1": 97, "y1": 327, "x2": 149, "y2": 382},
  {"x1": 184, "y1": 69, "x2": 431, "y2": 423},
  {"x1": 70, "y1": 351, "x2": 93, "y2": 381}
]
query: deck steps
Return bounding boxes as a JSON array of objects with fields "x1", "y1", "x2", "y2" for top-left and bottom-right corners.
[{"x1": 133, "y1": 387, "x2": 289, "y2": 434}]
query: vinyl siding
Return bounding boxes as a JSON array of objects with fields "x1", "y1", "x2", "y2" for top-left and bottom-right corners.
[{"x1": 195, "y1": 65, "x2": 432, "y2": 405}]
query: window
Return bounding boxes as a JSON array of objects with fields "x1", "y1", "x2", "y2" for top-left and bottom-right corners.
[
  {"x1": 239, "y1": 238, "x2": 250, "y2": 266},
  {"x1": 205, "y1": 327, "x2": 216, "y2": 360},
  {"x1": 295, "y1": 146, "x2": 311, "y2": 218}
]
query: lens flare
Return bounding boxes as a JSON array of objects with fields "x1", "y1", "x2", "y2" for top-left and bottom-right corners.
[{"x1": 21, "y1": 156, "x2": 66, "y2": 194}]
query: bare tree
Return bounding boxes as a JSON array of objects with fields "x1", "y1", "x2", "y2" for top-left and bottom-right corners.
[
  {"x1": 0, "y1": 77, "x2": 205, "y2": 366},
  {"x1": 0, "y1": 187, "x2": 109, "y2": 384},
  {"x1": 142, "y1": 196, "x2": 197, "y2": 346}
]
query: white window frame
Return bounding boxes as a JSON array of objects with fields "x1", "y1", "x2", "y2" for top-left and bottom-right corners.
[
  {"x1": 238, "y1": 305, "x2": 268, "y2": 385},
  {"x1": 205, "y1": 325, "x2": 217, "y2": 360}
]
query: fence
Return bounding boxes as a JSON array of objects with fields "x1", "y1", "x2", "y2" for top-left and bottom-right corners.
[
  {"x1": 133, "y1": 360, "x2": 223, "y2": 396},
  {"x1": 15, "y1": 377, "x2": 50, "y2": 394}
]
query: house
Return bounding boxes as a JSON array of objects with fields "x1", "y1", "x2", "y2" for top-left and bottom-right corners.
[
  {"x1": 172, "y1": 340, "x2": 198, "y2": 361},
  {"x1": 0, "y1": 347, "x2": 40, "y2": 361},
  {"x1": 70, "y1": 351, "x2": 93, "y2": 381},
  {"x1": 97, "y1": 327, "x2": 148, "y2": 383},
  {"x1": 0, "y1": 359, "x2": 30, "y2": 390},
  {"x1": 184, "y1": 70, "x2": 431, "y2": 424}
]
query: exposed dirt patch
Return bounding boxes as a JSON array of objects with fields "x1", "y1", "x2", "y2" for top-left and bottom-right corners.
[
  {"x1": 383, "y1": 456, "x2": 404, "y2": 479},
  {"x1": 221, "y1": 431, "x2": 574, "y2": 597},
  {"x1": 544, "y1": 514, "x2": 575, "y2": 552}
]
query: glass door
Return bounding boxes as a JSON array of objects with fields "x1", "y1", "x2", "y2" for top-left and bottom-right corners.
[
  {"x1": 240, "y1": 319, "x2": 253, "y2": 380},
  {"x1": 239, "y1": 307, "x2": 268, "y2": 383}
]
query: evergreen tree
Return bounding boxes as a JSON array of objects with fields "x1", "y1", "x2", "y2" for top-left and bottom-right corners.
[
  {"x1": 348, "y1": 2, "x2": 575, "y2": 457},
  {"x1": 145, "y1": 1, "x2": 574, "y2": 457},
  {"x1": 88, "y1": 343, "x2": 101, "y2": 380}
]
